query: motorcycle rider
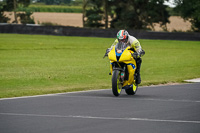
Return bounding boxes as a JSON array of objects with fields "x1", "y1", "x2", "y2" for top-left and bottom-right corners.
[{"x1": 106, "y1": 30, "x2": 145, "y2": 84}]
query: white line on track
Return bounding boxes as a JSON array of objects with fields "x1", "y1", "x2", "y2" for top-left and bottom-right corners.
[
  {"x1": 0, "y1": 89, "x2": 109, "y2": 101},
  {"x1": 0, "y1": 112, "x2": 200, "y2": 124}
]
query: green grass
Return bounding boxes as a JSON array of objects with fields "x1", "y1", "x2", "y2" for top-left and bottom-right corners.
[
  {"x1": 17, "y1": 5, "x2": 82, "y2": 13},
  {"x1": 0, "y1": 34, "x2": 200, "y2": 98},
  {"x1": 141, "y1": 40, "x2": 200, "y2": 85}
]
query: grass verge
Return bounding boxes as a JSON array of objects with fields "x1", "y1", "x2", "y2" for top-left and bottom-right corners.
[{"x1": 0, "y1": 34, "x2": 200, "y2": 98}]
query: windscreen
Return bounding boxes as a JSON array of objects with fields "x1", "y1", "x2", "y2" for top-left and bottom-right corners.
[
  {"x1": 116, "y1": 42, "x2": 126, "y2": 51},
  {"x1": 115, "y1": 42, "x2": 127, "y2": 56}
]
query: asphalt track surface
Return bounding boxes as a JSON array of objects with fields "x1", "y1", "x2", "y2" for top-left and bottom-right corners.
[{"x1": 0, "y1": 83, "x2": 200, "y2": 133}]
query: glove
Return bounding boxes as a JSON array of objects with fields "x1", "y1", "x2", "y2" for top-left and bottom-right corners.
[
  {"x1": 105, "y1": 48, "x2": 112, "y2": 55},
  {"x1": 106, "y1": 48, "x2": 111, "y2": 53},
  {"x1": 132, "y1": 52, "x2": 139, "y2": 58}
]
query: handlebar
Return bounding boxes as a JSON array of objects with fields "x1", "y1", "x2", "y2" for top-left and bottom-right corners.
[{"x1": 128, "y1": 48, "x2": 136, "y2": 52}]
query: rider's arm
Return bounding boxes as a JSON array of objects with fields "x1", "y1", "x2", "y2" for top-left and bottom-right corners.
[
  {"x1": 105, "y1": 39, "x2": 118, "y2": 57},
  {"x1": 107, "y1": 39, "x2": 118, "y2": 52},
  {"x1": 130, "y1": 37, "x2": 145, "y2": 58},
  {"x1": 110, "y1": 39, "x2": 118, "y2": 49}
]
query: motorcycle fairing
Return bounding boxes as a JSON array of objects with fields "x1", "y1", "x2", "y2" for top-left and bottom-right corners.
[{"x1": 108, "y1": 46, "x2": 137, "y2": 87}]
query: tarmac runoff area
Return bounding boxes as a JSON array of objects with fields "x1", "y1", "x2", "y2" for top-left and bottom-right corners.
[{"x1": 0, "y1": 83, "x2": 200, "y2": 133}]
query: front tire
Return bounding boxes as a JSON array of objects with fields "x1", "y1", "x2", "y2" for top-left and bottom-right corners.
[
  {"x1": 112, "y1": 70, "x2": 122, "y2": 96},
  {"x1": 125, "y1": 84, "x2": 138, "y2": 95}
]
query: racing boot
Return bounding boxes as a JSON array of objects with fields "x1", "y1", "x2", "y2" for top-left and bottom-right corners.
[{"x1": 135, "y1": 58, "x2": 142, "y2": 84}]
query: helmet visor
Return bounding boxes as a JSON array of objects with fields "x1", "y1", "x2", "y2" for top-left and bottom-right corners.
[{"x1": 118, "y1": 39, "x2": 127, "y2": 43}]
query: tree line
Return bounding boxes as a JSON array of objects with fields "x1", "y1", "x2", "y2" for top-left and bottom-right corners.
[
  {"x1": 83, "y1": 0, "x2": 200, "y2": 32},
  {"x1": 0, "y1": 0, "x2": 199, "y2": 32}
]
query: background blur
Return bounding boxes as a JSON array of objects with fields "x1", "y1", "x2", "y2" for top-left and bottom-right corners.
[{"x1": 1, "y1": 0, "x2": 199, "y2": 32}]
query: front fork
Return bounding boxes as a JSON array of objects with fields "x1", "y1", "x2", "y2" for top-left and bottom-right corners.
[
  {"x1": 111, "y1": 64, "x2": 126, "y2": 84},
  {"x1": 111, "y1": 63, "x2": 136, "y2": 87}
]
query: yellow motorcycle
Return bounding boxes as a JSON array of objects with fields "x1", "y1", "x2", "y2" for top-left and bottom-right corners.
[{"x1": 105, "y1": 42, "x2": 138, "y2": 96}]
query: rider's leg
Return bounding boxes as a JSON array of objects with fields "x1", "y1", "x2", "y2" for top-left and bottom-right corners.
[{"x1": 135, "y1": 58, "x2": 142, "y2": 84}]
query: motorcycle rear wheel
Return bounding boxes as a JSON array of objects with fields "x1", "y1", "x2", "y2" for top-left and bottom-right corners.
[
  {"x1": 125, "y1": 84, "x2": 138, "y2": 95},
  {"x1": 112, "y1": 70, "x2": 122, "y2": 96}
]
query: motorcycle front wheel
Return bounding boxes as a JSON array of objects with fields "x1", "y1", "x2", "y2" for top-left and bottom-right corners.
[
  {"x1": 112, "y1": 70, "x2": 122, "y2": 96},
  {"x1": 125, "y1": 84, "x2": 138, "y2": 95}
]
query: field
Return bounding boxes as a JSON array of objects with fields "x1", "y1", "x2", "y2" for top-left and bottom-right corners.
[
  {"x1": 18, "y1": 4, "x2": 83, "y2": 13},
  {"x1": 0, "y1": 34, "x2": 200, "y2": 98},
  {"x1": 4, "y1": 12, "x2": 191, "y2": 32}
]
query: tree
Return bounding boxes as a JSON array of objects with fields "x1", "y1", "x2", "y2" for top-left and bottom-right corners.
[
  {"x1": 110, "y1": 0, "x2": 170, "y2": 30},
  {"x1": 83, "y1": 0, "x2": 170, "y2": 30},
  {"x1": 3, "y1": 0, "x2": 34, "y2": 24},
  {"x1": 0, "y1": 1, "x2": 10, "y2": 23},
  {"x1": 84, "y1": 0, "x2": 104, "y2": 28},
  {"x1": 174, "y1": 0, "x2": 200, "y2": 32},
  {"x1": 103, "y1": 0, "x2": 108, "y2": 29},
  {"x1": 82, "y1": 0, "x2": 88, "y2": 27},
  {"x1": 17, "y1": 10, "x2": 35, "y2": 24}
]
